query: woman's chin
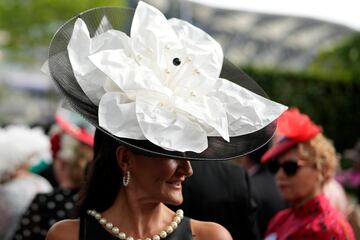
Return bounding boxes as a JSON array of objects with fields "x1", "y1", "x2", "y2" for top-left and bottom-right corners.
[{"x1": 164, "y1": 195, "x2": 183, "y2": 206}]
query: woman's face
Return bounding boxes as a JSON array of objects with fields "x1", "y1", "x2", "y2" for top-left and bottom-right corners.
[
  {"x1": 127, "y1": 153, "x2": 193, "y2": 206},
  {"x1": 275, "y1": 148, "x2": 321, "y2": 206}
]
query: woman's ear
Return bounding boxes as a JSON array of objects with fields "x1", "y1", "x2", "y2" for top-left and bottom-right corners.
[
  {"x1": 320, "y1": 165, "x2": 331, "y2": 185},
  {"x1": 318, "y1": 172, "x2": 324, "y2": 185},
  {"x1": 116, "y1": 146, "x2": 130, "y2": 173},
  {"x1": 316, "y1": 165, "x2": 328, "y2": 188}
]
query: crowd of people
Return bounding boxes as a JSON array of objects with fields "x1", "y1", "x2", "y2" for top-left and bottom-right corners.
[
  {"x1": 0, "y1": 106, "x2": 95, "y2": 240},
  {"x1": 1, "y1": 108, "x2": 358, "y2": 240},
  {"x1": 1, "y1": 1, "x2": 359, "y2": 240}
]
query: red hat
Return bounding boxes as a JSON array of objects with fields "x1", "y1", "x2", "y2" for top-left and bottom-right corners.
[
  {"x1": 55, "y1": 114, "x2": 94, "y2": 147},
  {"x1": 53, "y1": 103, "x2": 95, "y2": 147},
  {"x1": 261, "y1": 108, "x2": 322, "y2": 163}
]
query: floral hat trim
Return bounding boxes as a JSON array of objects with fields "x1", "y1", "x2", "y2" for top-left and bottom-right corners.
[{"x1": 66, "y1": 1, "x2": 287, "y2": 153}]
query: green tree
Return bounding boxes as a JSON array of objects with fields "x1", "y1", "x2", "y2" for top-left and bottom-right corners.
[
  {"x1": 0, "y1": 0, "x2": 127, "y2": 62},
  {"x1": 308, "y1": 33, "x2": 360, "y2": 83}
]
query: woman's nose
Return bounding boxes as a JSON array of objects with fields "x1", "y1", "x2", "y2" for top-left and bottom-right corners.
[
  {"x1": 179, "y1": 160, "x2": 193, "y2": 177},
  {"x1": 276, "y1": 167, "x2": 287, "y2": 180}
]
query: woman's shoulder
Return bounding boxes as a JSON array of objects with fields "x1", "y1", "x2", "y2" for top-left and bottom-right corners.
[
  {"x1": 304, "y1": 218, "x2": 355, "y2": 240},
  {"x1": 190, "y1": 219, "x2": 232, "y2": 240},
  {"x1": 46, "y1": 219, "x2": 80, "y2": 240},
  {"x1": 267, "y1": 208, "x2": 291, "y2": 223},
  {"x1": 312, "y1": 212, "x2": 355, "y2": 239},
  {"x1": 265, "y1": 208, "x2": 292, "y2": 234}
]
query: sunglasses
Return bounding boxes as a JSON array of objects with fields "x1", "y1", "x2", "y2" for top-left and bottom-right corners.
[{"x1": 267, "y1": 160, "x2": 303, "y2": 176}]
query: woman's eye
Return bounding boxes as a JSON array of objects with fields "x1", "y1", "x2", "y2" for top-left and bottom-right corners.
[{"x1": 172, "y1": 58, "x2": 181, "y2": 66}]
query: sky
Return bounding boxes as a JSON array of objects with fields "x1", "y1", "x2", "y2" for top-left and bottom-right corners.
[{"x1": 189, "y1": 0, "x2": 360, "y2": 30}]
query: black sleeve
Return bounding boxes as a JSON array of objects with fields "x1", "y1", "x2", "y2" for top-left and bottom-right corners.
[
  {"x1": 228, "y1": 167, "x2": 261, "y2": 240},
  {"x1": 239, "y1": 170, "x2": 261, "y2": 240}
]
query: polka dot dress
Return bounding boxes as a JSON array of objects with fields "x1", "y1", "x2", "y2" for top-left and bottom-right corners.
[{"x1": 11, "y1": 188, "x2": 79, "y2": 240}]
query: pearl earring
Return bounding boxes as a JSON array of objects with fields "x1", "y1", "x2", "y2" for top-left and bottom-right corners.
[{"x1": 123, "y1": 171, "x2": 130, "y2": 187}]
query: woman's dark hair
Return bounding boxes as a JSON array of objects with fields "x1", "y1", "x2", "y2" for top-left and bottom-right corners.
[{"x1": 76, "y1": 129, "x2": 123, "y2": 217}]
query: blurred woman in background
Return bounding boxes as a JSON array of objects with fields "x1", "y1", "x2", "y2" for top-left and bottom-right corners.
[
  {"x1": 262, "y1": 108, "x2": 354, "y2": 240},
  {"x1": 0, "y1": 126, "x2": 52, "y2": 240},
  {"x1": 11, "y1": 107, "x2": 94, "y2": 240}
]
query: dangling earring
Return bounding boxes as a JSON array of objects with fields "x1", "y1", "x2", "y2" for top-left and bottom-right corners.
[{"x1": 123, "y1": 171, "x2": 130, "y2": 187}]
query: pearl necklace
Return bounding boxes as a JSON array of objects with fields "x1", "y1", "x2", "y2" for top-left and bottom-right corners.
[{"x1": 87, "y1": 209, "x2": 184, "y2": 240}]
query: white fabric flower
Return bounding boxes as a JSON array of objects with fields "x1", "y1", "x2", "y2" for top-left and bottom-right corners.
[{"x1": 67, "y1": 1, "x2": 287, "y2": 153}]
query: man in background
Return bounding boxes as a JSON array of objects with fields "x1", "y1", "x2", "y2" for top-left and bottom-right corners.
[
  {"x1": 173, "y1": 161, "x2": 261, "y2": 240},
  {"x1": 235, "y1": 144, "x2": 287, "y2": 236}
]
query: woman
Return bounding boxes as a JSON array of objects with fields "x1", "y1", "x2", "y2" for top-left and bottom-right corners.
[
  {"x1": 12, "y1": 108, "x2": 94, "y2": 240},
  {"x1": 262, "y1": 108, "x2": 354, "y2": 240},
  {"x1": 45, "y1": 1, "x2": 286, "y2": 240},
  {"x1": 47, "y1": 129, "x2": 233, "y2": 240},
  {"x1": 0, "y1": 126, "x2": 52, "y2": 240}
]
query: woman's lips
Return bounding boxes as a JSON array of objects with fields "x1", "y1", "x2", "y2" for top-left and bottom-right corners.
[
  {"x1": 166, "y1": 180, "x2": 183, "y2": 189},
  {"x1": 278, "y1": 183, "x2": 290, "y2": 191}
]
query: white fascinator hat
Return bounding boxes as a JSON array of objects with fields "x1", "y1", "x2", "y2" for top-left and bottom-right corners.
[
  {"x1": 0, "y1": 126, "x2": 51, "y2": 181},
  {"x1": 47, "y1": 1, "x2": 287, "y2": 160}
]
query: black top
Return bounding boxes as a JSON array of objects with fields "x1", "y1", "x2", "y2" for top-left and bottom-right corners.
[
  {"x1": 12, "y1": 188, "x2": 78, "y2": 240},
  {"x1": 172, "y1": 161, "x2": 261, "y2": 240},
  {"x1": 249, "y1": 165, "x2": 287, "y2": 236},
  {"x1": 79, "y1": 214, "x2": 193, "y2": 240}
]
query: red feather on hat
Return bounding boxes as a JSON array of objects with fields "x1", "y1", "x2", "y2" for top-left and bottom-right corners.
[
  {"x1": 261, "y1": 108, "x2": 322, "y2": 162},
  {"x1": 277, "y1": 108, "x2": 322, "y2": 142}
]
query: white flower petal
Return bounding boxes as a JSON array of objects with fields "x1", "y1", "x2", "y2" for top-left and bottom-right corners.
[
  {"x1": 89, "y1": 49, "x2": 171, "y2": 97},
  {"x1": 167, "y1": 62, "x2": 218, "y2": 96},
  {"x1": 136, "y1": 94, "x2": 208, "y2": 153},
  {"x1": 131, "y1": 2, "x2": 179, "y2": 52},
  {"x1": 92, "y1": 29, "x2": 132, "y2": 54},
  {"x1": 130, "y1": 1, "x2": 187, "y2": 86},
  {"x1": 68, "y1": 19, "x2": 106, "y2": 104},
  {"x1": 172, "y1": 96, "x2": 229, "y2": 141},
  {"x1": 169, "y1": 18, "x2": 223, "y2": 80},
  {"x1": 209, "y1": 78, "x2": 288, "y2": 136},
  {"x1": 79, "y1": 70, "x2": 111, "y2": 103},
  {"x1": 169, "y1": 18, "x2": 224, "y2": 94},
  {"x1": 99, "y1": 92, "x2": 145, "y2": 139},
  {"x1": 103, "y1": 78, "x2": 121, "y2": 93},
  {"x1": 68, "y1": 18, "x2": 132, "y2": 105},
  {"x1": 68, "y1": 19, "x2": 93, "y2": 75}
]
